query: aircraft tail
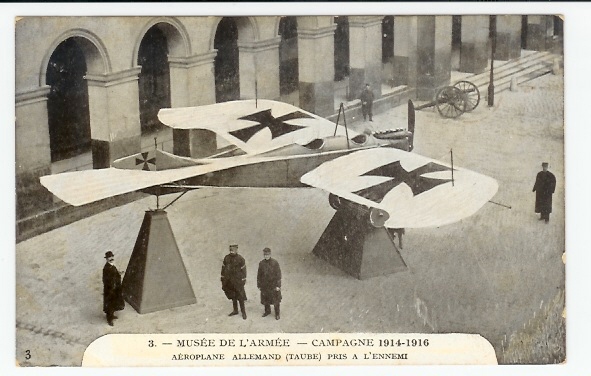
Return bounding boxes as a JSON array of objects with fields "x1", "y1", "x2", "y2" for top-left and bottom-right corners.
[{"x1": 112, "y1": 149, "x2": 203, "y2": 171}]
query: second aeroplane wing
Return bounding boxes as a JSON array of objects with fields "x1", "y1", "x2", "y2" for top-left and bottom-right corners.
[
  {"x1": 158, "y1": 100, "x2": 357, "y2": 155},
  {"x1": 300, "y1": 148, "x2": 498, "y2": 229}
]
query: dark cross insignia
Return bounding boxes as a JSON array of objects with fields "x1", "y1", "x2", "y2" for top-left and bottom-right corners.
[
  {"x1": 229, "y1": 109, "x2": 313, "y2": 143},
  {"x1": 354, "y1": 161, "x2": 453, "y2": 203},
  {"x1": 135, "y1": 152, "x2": 156, "y2": 171}
]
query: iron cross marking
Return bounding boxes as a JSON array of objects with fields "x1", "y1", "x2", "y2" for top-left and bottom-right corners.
[
  {"x1": 354, "y1": 161, "x2": 453, "y2": 203},
  {"x1": 230, "y1": 109, "x2": 313, "y2": 143},
  {"x1": 135, "y1": 152, "x2": 156, "y2": 171}
]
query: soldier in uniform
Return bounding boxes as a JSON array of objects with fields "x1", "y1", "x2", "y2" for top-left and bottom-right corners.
[
  {"x1": 359, "y1": 83, "x2": 375, "y2": 122},
  {"x1": 257, "y1": 247, "x2": 282, "y2": 320},
  {"x1": 221, "y1": 244, "x2": 247, "y2": 319},
  {"x1": 532, "y1": 162, "x2": 557, "y2": 223},
  {"x1": 102, "y1": 251, "x2": 125, "y2": 326}
]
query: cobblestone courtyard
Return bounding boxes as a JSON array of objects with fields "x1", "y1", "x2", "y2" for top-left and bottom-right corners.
[{"x1": 15, "y1": 73, "x2": 565, "y2": 366}]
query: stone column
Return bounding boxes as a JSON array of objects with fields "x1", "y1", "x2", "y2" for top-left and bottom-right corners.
[
  {"x1": 16, "y1": 86, "x2": 52, "y2": 175},
  {"x1": 169, "y1": 51, "x2": 217, "y2": 108},
  {"x1": 459, "y1": 16, "x2": 490, "y2": 74},
  {"x1": 408, "y1": 16, "x2": 452, "y2": 100},
  {"x1": 348, "y1": 16, "x2": 383, "y2": 100},
  {"x1": 169, "y1": 52, "x2": 218, "y2": 158},
  {"x1": 524, "y1": 15, "x2": 554, "y2": 52},
  {"x1": 85, "y1": 68, "x2": 142, "y2": 169},
  {"x1": 496, "y1": 15, "x2": 522, "y2": 60},
  {"x1": 392, "y1": 16, "x2": 414, "y2": 86},
  {"x1": 297, "y1": 17, "x2": 337, "y2": 117},
  {"x1": 15, "y1": 86, "x2": 53, "y2": 216},
  {"x1": 238, "y1": 37, "x2": 281, "y2": 101}
]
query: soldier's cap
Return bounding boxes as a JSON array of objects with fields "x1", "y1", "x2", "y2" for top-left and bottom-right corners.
[
  {"x1": 229, "y1": 244, "x2": 238, "y2": 249},
  {"x1": 104, "y1": 251, "x2": 114, "y2": 259},
  {"x1": 263, "y1": 247, "x2": 271, "y2": 254},
  {"x1": 542, "y1": 162, "x2": 549, "y2": 167}
]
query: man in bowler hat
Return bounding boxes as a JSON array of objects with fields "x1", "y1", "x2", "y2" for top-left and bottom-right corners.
[
  {"x1": 257, "y1": 247, "x2": 282, "y2": 320},
  {"x1": 221, "y1": 244, "x2": 247, "y2": 319},
  {"x1": 103, "y1": 251, "x2": 125, "y2": 326},
  {"x1": 533, "y1": 162, "x2": 556, "y2": 223}
]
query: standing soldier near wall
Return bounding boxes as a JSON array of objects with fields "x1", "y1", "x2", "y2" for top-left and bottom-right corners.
[{"x1": 360, "y1": 83, "x2": 375, "y2": 122}]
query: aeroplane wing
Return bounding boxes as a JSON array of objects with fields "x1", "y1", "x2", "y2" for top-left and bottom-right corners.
[
  {"x1": 158, "y1": 100, "x2": 356, "y2": 155},
  {"x1": 39, "y1": 164, "x2": 205, "y2": 207},
  {"x1": 300, "y1": 148, "x2": 498, "y2": 229},
  {"x1": 40, "y1": 147, "x2": 267, "y2": 207}
]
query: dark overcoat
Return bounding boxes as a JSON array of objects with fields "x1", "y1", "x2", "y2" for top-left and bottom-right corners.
[
  {"x1": 103, "y1": 263, "x2": 125, "y2": 313},
  {"x1": 221, "y1": 254, "x2": 247, "y2": 301},
  {"x1": 360, "y1": 88, "x2": 374, "y2": 110},
  {"x1": 360, "y1": 88, "x2": 374, "y2": 105},
  {"x1": 533, "y1": 171, "x2": 556, "y2": 214},
  {"x1": 257, "y1": 258, "x2": 282, "y2": 305}
]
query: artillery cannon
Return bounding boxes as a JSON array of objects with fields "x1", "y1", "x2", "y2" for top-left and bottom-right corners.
[{"x1": 414, "y1": 80, "x2": 480, "y2": 119}]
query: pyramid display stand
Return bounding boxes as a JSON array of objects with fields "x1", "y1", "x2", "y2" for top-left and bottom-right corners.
[{"x1": 122, "y1": 209, "x2": 196, "y2": 314}]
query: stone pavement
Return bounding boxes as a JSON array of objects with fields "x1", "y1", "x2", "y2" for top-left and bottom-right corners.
[{"x1": 15, "y1": 73, "x2": 564, "y2": 366}]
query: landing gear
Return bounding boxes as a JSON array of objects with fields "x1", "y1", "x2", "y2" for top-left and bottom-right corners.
[{"x1": 328, "y1": 193, "x2": 342, "y2": 210}]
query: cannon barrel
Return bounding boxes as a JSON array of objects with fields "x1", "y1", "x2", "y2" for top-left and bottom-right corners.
[{"x1": 414, "y1": 100, "x2": 438, "y2": 111}]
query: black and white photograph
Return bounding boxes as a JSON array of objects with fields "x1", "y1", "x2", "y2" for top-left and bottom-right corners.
[{"x1": 6, "y1": 2, "x2": 589, "y2": 375}]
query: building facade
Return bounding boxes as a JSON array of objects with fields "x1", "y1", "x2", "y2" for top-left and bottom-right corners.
[{"x1": 15, "y1": 15, "x2": 561, "y2": 238}]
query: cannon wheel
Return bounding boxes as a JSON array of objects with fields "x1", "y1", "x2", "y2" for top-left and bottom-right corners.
[
  {"x1": 435, "y1": 86, "x2": 466, "y2": 118},
  {"x1": 454, "y1": 80, "x2": 480, "y2": 112}
]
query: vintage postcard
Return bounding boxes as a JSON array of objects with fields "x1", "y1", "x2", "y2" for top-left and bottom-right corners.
[{"x1": 9, "y1": 2, "x2": 584, "y2": 375}]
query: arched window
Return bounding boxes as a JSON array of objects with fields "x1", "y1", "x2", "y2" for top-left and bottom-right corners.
[
  {"x1": 279, "y1": 16, "x2": 299, "y2": 96},
  {"x1": 382, "y1": 16, "x2": 394, "y2": 64},
  {"x1": 46, "y1": 38, "x2": 91, "y2": 163},
  {"x1": 214, "y1": 17, "x2": 240, "y2": 103},
  {"x1": 334, "y1": 16, "x2": 350, "y2": 82},
  {"x1": 138, "y1": 25, "x2": 171, "y2": 134}
]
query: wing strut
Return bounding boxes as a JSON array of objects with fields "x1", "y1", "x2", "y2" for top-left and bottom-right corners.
[
  {"x1": 488, "y1": 200, "x2": 512, "y2": 209},
  {"x1": 161, "y1": 189, "x2": 189, "y2": 210},
  {"x1": 334, "y1": 102, "x2": 350, "y2": 149}
]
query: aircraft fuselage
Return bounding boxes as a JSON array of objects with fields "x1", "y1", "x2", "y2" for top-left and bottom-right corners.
[{"x1": 184, "y1": 136, "x2": 408, "y2": 188}]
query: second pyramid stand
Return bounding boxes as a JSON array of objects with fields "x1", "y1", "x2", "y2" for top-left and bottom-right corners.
[{"x1": 313, "y1": 205, "x2": 407, "y2": 280}]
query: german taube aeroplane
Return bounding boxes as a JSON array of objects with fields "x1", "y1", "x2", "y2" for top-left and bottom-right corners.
[{"x1": 40, "y1": 99, "x2": 498, "y2": 229}]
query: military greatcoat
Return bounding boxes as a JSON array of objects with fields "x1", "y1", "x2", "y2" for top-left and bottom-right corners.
[
  {"x1": 257, "y1": 258, "x2": 282, "y2": 305},
  {"x1": 533, "y1": 170, "x2": 556, "y2": 214},
  {"x1": 221, "y1": 253, "x2": 247, "y2": 301}
]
